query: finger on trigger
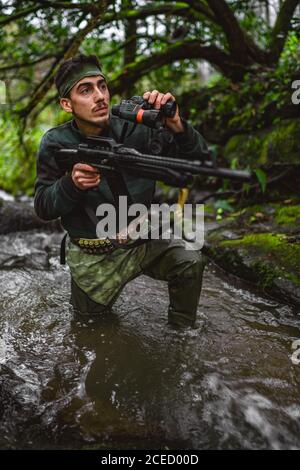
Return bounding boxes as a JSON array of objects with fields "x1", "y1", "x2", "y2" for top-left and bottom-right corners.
[
  {"x1": 74, "y1": 163, "x2": 98, "y2": 172},
  {"x1": 81, "y1": 170, "x2": 99, "y2": 176},
  {"x1": 75, "y1": 171, "x2": 100, "y2": 180},
  {"x1": 75, "y1": 172, "x2": 98, "y2": 179}
]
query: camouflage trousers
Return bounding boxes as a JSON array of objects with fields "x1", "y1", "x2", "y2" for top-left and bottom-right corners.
[{"x1": 66, "y1": 237, "x2": 206, "y2": 327}]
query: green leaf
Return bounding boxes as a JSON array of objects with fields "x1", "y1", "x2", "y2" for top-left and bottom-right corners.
[
  {"x1": 254, "y1": 168, "x2": 267, "y2": 193},
  {"x1": 214, "y1": 199, "x2": 234, "y2": 212}
]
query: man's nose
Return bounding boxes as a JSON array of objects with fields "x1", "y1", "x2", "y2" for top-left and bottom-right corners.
[{"x1": 94, "y1": 87, "x2": 105, "y2": 101}]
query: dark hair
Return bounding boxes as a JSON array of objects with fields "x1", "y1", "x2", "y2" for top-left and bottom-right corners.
[{"x1": 54, "y1": 54, "x2": 103, "y2": 95}]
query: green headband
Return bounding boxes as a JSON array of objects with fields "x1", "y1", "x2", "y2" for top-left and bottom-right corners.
[{"x1": 58, "y1": 64, "x2": 106, "y2": 98}]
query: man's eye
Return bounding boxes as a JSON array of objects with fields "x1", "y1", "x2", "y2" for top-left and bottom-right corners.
[
  {"x1": 101, "y1": 84, "x2": 107, "y2": 90},
  {"x1": 81, "y1": 88, "x2": 89, "y2": 94}
]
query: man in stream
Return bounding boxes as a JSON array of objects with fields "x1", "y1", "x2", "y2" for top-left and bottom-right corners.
[{"x1": 34, "y1": 54, "x2": 207, "y2": 328}]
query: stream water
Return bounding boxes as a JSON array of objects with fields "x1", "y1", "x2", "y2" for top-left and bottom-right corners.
[{"x1": 0, "y1": 230, "x2": 299, "y2": 450}]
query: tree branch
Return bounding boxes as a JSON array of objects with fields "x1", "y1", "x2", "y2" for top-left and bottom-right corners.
[
  {"x1": 101, "y1": 2, "x2": 190, "y2": 25},
  {"x1": 123, "y1": 0, "x2": 137, "y2": 68},
  {"x1": 29, "y1": 93, "x2": 59, "y2": 124},
  {"x1": 122, "y1": 0, "x2": 137, "y2": 96},
  {"x1": 0, "y1": 54, "x2": 56, "y2": 72},
  {"x1": 206, "y1": 0, "x2": 269, "y2": 65},
  {"x1": 186, "y1": 0, "x2": 218, "y2": 23},
  {"x1": 268, "y1": 0, "x2": 300, "y2": 64},
  {"x1": 12, "y1": 2, "x2": 193, "y2": 119},
  {"x1": 35, "y1": 0, "x2": 101, "y2": 15},
  {"x1": 100, "y1": 34, "x2": 170, "y2": 59},
  {"x1": 0, "y1": 0, "x2": 104, "y2": 27},
  {"x1": 0, "y1": 5, "x2": 41, "y2": 26},
  {"x1": 109, "y1": 39, "x2": 253, "y2": 95}
]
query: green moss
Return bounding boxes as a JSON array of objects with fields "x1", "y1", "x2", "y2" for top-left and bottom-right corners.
[
  {"x1": 250, "y1": 260, "x2": 282, "y2": 288},
  {"x1": 224, "y1": 133, "x2": 264, "y2": 167},
  {"x1": 221, "y1": 232, "x2": 282, "y2": 249},
  {"x1": 224, "y1": 118, "x2": 300, "y2": 168},
  {"x1": 236, "y1": 204, "x2": 269, "y2": 216},
  {"x1": 275, "y1": 205, "x2": 300, "y2": 225},
  {"x1": 227, "y1": 203, "x2": 300, "y2": 227},
  {"x1": 263, "y1": 119, "x2": 300, "y2": 164},
  {"x1": 221, "y1": 233, "x2": 300, "y2": 285}
]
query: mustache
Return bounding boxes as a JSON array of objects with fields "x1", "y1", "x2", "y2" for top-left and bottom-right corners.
[{"x1": 92, "y1": 104, "x2": 109, "y2": 112}]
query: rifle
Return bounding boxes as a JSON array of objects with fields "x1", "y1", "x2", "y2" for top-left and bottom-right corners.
[{"x1": 50, "y1": 135, "x2": 254, "y2": 188}]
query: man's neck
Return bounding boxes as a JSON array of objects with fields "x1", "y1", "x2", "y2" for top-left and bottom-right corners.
[{"x1": 74, "y1": 118, "x2": 108, "y2": 136}]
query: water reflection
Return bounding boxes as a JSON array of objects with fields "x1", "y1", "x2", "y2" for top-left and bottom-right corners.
[{"x1": 0, "y1": 230, "x2": 299, "y2": 449}]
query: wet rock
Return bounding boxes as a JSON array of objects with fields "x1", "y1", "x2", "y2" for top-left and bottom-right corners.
[
  {"x1": 274, "y1": 277, "x2": 300, "y2": 306},
  {"x1": 0, "y1": 231, "x2": 65, "y2": 270},
  {"x1": 0, "y1": 251, "x2": 49, "y2": 270},
  {"x1": 205, "y1": 203, "x2": 300, "y2": 307},
  {"x1": 0, "y1": 198, "x2": 62, "y2": 234},
  {"x1": 0, "y1": 364, "x2": 25, "y2": 419}
]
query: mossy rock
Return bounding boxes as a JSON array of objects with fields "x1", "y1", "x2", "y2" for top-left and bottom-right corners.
[
  {"x1": 224, "y1": 118, "x2": 300, "y2": 167},
  {"x1": 216, "y1": 203, "x2": 300, "y2": 235},
  {"x1": 206, "y1": 230, "x2": 300, "y2": 306},
  {"x1": 221, "y1": 233, "x2": 300, "y2": 280},
  {"x1": 274, "y1": 205, "x2": 300, "y2": 226},
  {"x1": 205, "y1": 203, "x2": 300, "y2": 306}
]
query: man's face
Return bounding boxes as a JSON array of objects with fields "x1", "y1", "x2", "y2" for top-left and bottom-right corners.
[{"x1": 61, "y1": 75, "x2": 110, "y2": 129}]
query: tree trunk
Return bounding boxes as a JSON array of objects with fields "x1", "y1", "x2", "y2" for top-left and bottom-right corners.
[{"x1": 122, "y1": 0, "x2": 138, "y2": 96}]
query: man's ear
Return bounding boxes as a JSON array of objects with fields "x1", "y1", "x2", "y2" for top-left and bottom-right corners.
[{"x1": 60, "y1": 97, "x2": 73, "y2": 113}]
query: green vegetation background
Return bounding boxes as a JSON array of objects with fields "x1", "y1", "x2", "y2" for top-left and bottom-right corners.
[{"x1": 0, "y1": 0, "x2": 299, "y2": 196}]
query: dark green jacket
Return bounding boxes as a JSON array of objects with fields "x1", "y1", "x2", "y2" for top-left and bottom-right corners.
[{"x1": 34, "y1": 113, "x2": 208, "y2": 238}]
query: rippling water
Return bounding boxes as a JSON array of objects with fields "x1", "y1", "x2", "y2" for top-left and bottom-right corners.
[{"x1": 0, "y1": 230, "x2": 299, "y2": 449}]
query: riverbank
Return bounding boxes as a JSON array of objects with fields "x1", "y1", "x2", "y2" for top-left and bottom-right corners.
[
  {"x1": 0, "y1": 194, "x2": 299, "y2": 308},
  {"x1": 204, "y1": 201, "x2": 300, "y2": 307}
]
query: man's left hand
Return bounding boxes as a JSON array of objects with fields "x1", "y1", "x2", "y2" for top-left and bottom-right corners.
[{"x1": 143, "y1": 90, "x2": 185, "y2": 134}]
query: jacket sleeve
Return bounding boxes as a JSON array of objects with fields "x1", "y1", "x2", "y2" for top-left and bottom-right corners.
[
  {"x1": 168, "y1": 118, "x2": 209, "y2": 161},
  {"x1": 34, "y1": 132, "x2": 85, "y2": 221}
]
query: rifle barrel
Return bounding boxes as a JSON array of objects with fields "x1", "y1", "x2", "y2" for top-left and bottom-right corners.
[{"x1": 55, "y1": 147, "x2": 254, "y2": 183}]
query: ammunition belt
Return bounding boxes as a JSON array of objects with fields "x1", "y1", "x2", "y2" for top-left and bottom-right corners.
[{"x1": 71, "y1": 237, "x2": 116, "y2": 254}]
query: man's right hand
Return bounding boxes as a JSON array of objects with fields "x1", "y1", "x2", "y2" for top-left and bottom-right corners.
[{"x1": 71, "y1": 163, "x2": 101, "y2": 190}]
